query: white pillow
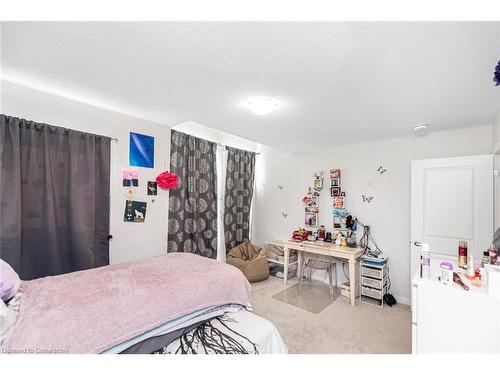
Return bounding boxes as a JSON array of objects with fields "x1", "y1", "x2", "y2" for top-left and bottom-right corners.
[
  {"x1": 0, "y1": 298, "x2": 17, "y2": 336},
  {"x1": 0, "y1": 259, "x2": 20, "y2": 302}
]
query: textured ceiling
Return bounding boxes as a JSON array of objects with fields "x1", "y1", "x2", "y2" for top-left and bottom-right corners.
[{"x1": 1, "y1": 22, "x2": 500, "y2": 150}]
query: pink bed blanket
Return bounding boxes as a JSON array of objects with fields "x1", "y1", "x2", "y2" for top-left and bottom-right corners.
[{"x1": 2, "y1": 253, "x2": 251, "y2": 353}]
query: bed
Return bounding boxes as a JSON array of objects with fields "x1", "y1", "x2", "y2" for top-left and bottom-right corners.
[{"x1": 0, "y1": 253, "x2": 287, "y2": 354}]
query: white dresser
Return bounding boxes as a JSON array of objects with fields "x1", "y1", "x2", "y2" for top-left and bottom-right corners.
[{"x1": 412, "y1": 271, "x2": 500, "y2": 353}]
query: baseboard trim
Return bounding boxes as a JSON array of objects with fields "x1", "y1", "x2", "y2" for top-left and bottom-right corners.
[
  {"x1": 494, "y1": 141, "x2": 500, "y2": 154},
  {"x1": 394, "y1": 295, "x2": 411, "y2": 306}
]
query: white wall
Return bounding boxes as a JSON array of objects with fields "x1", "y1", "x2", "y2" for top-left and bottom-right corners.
[
  {"x1": 253, "y1": 125, "x2": 494, "y2": 304},
  {"x1": 173, "y1": 121, "x2": 261, "y2": 153},
  {"x1": 494, "y1": 113, "x2": 500, "y2": 154},
  {"x1": 495, "y1": 113, "x2": 500, "y2": 230},
  {"x1": 1, "y1": 80, "x2": 172, "y2": 265}
]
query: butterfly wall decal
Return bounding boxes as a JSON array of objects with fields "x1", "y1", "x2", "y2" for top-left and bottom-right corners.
[
  {"x1": 278, "y1": 185, "x2": 284, "y2": 190},
  {"x1": 377, "y1": 166, "x2": 387, "y2": 174},
  {"x1": 362, "y1": 195, "x2": 374, "y2": 203},
  {"x1": 281, "y1": 212, "x2": 288, "y2": 218}
]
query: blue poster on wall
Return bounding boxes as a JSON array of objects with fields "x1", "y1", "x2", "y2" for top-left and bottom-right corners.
[{"x1": 129, "y1": 132, "x2": 154, "y2": 168}]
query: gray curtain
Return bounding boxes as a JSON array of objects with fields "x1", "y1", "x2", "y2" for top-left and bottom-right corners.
[
  {"x1": 224, "y1": 147, "x2": 256, "y2": 252},
  {"x1": 0, "y1": 115, "x2": 111, "y2": 280},
  {"x1": 167, "y1": 130, "x2": 218, "y2": 259}
]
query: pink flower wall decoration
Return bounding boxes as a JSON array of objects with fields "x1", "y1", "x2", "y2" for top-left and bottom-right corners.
[{"x1": 156, "y1": 171, "x2": 178, "y2": 190}]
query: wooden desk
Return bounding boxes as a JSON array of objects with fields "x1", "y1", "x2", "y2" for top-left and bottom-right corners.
[{"x1": 282, "y1": 240, "x2": 363, "y2": 306}]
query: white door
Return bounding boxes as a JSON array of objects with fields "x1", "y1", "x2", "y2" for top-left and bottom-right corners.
[{"x1": 410, "y1": 154, "x2": 494, "y2": 279}]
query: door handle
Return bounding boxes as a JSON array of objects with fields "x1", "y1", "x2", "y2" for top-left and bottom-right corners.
[{"x1": 413, "y1": 241, "x2": 422, "y2": 247}]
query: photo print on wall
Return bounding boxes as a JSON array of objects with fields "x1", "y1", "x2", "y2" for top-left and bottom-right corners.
[
  {"x1": 333, "y1": 196, "x2": 345, "y2": 209},
  {"x1": 330, "y1": 168, "x2": 341, "y2": 180},
  {"x1": 305, "y1": 212, "x2": 318, "y2": 227},
  {"x1": 330, "y1": 187, "x2": 341, "y2": 197},
  {"x1": 124, "y1": 200, "x2": 147, "y2": 223},
  {"x1": 147, "y1": 181, "x2": 158, "y2": 195},
  {"x1": 129, "y1": 132, "x2": 155, "y2": 168},
  {"x1": 122, "y1": 167, "x2": 139, "y2": 187}
]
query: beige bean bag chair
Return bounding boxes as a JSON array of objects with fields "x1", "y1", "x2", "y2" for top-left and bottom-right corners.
[{"x1": 226, "y1": 242, "x2": 269, "y2": 283}]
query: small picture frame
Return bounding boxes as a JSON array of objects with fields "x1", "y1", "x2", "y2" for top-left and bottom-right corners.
[
  {"x1": 122, "y1": 168, "x2": 139, "y2": 187},
  {"x1": 124, "y1": 200, "x2": 147, "y2": 223},
  {"x1": 305, "y1": 212, "x2": 319, "y2": 227},
  {"x1": 333, "y1": 196, "x2": 345, "y2": 209},
  {"x1": 330, "y1": 187, "x2": 341, "y2": 197},
  {"x1": 331, "y1": 178, "x2": 340, "y2": 187},
  {"x1": 313, "y1": 177, "x2": 323, "y2": 191},
  {"x1": 333, "y1": 217, "x2": 342, "y2": 228},
  {"x1": 330, "y1": 168, "x2": 341, "y2": 180},
  {"x1": 306, "y1": 197, "x2": 318, "y2": 208},
  {"x1": 147, "y1": 181, "x2": 157, "y2": 195}
]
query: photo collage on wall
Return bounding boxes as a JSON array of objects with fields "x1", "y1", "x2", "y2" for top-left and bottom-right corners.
[
  {"x1": 122, "y1": 132, "x2": 156, "y2": 223},
  {"x1": 303, "y1": 172, "x2": 323, "y2": 227},
  {"x1": 330, "y1": 168, "x2": 346, "y2": 228}
]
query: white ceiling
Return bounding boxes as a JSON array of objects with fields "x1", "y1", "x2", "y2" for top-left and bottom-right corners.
[{"x1": 1, "y1": 22, "x2": 500, "y2": 150}]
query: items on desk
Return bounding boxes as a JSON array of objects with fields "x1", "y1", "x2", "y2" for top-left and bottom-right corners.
[
  {"x1": 318, "y1": 225, "x2": 326, "y2": 240},
  {"x1": 471, "y1": 272, "x2": 483, "y2": 287},
  {"x1": 307, "y1": 233, "x2": 317, "y2": 241},
  {"x1": 482, "y1": 251, "x2": 491, "y2": 267},
  {"x1": 439, "y1": 261, "x2": 454, "y2": 286},
  {"x1": 453, "y1": 272, "x2": 469, "y2": 291},
  {"x1": 345, "y1": 215, "x2": 358, "y2": 231},
  {"x1": 291, "y1": 228, "x2": 310, "y2": 242},
  {"x1": 458, "y1": 241, "x2": 468, "y2": 269},
  {"x1": 420, "y1": 243, "x2": 431, "y2": 279},
  {"x1": 347, "y1": 235, "x2": 357, "y2": 247},
  {"x1": 465, "y1": 256, "x2": 475, "y2": 280},
  {"x1": 335, "y1": 233, "x2": 342, "y2": 245},
  {"x1": 324, "y1": 232, "x2": 332, "y2": 242}
]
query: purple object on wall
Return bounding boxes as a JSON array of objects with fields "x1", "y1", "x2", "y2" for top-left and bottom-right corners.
[{"x1": 494, "y1": 60, "x2": 500, "y2": 86}]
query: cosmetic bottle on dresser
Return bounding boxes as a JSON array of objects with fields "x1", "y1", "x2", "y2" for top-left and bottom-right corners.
[
  {"x1": 458, "y1": 241, "x2": 468, "y2": 270},
  {"x1": 421, "y1": 243, "x2": 431, "y2": 279}
]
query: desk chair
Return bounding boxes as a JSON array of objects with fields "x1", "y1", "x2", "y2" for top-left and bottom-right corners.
[{"x1": 298, "y1": 255, "x2": 338, "y2": 296}]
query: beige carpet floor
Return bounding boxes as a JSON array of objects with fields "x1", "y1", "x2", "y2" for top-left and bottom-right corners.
[{"x1": 249, "y1": 276, "x2": 412, "y2": 354}]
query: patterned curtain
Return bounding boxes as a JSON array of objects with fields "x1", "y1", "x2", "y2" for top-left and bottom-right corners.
[
  {"x1": 0, "y1": 115, "x2": 110, "y2": 279},
  {"x1": 224, "y1": 147, "x2": 256, "y2": 252},
  {"x1": 167, "y1": 130, "x2": 218, "y2": 259}
]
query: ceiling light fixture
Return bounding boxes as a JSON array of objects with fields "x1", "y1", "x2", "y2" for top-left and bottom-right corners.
[
  {"x1": 247, "y1": 96, "x2": 278, "y2": 116},
  {"x1": 414, "y1": 124, "x2": 429, "y2": 136}
]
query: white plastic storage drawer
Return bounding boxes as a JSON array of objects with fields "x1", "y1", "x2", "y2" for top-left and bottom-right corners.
[
  {"x1": 362, "y1": 276, "x2": 387, "y2": 290},
  {"x1": 361, "y1": 265, "x2": 387, "y2": 280},
  {"x1": 361, "y1": 285, "x2": 386, "y2": 300}
]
